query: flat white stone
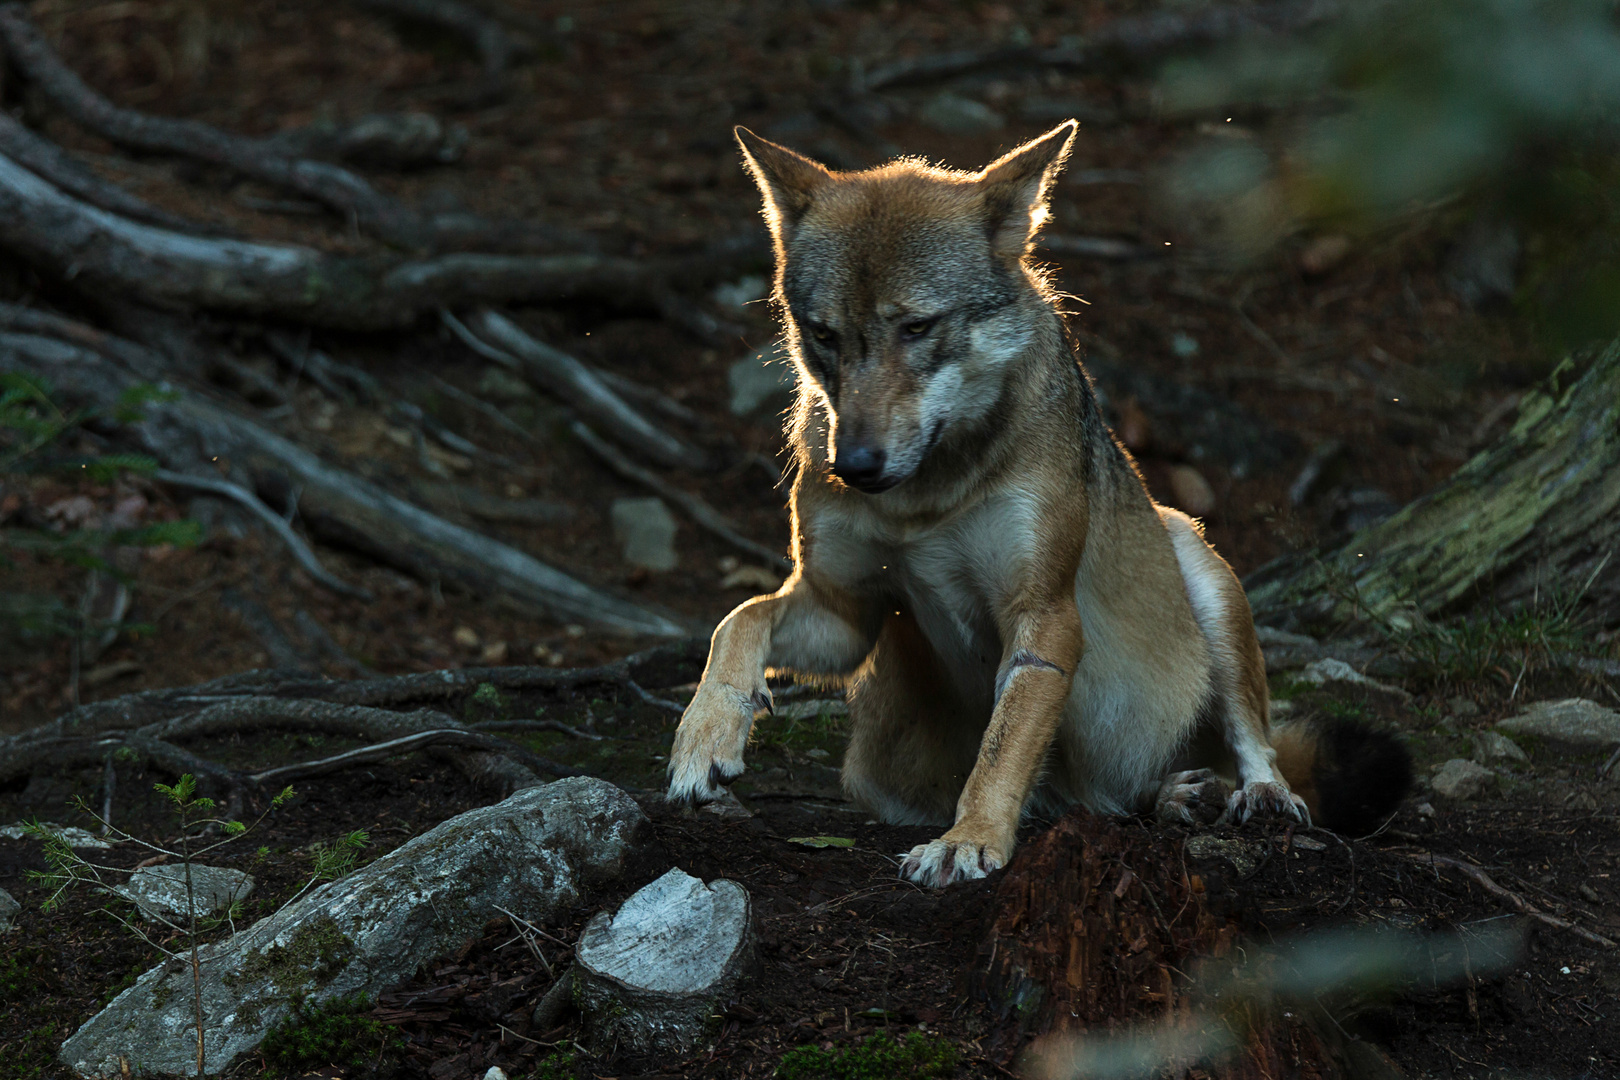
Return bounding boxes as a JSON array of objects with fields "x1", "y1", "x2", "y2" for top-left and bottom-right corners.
[
  {"x1": 110, "y1": 864, "x2": 254, "y2": 920},
  {"x1": 579, "y1": 869, "x2": 746, "y2": 993},
  {"x1": 574, "y1": 868, "x2": 754, "y2": 1055}
]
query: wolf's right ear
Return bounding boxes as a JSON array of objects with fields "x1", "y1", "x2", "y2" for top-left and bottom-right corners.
[{"x1": 736, "y1": 127, "x2": 832, "y2": 241}]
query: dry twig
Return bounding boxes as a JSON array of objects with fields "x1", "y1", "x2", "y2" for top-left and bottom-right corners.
[{"x1": 1404, "y1": 852, "x2": 1616, "y2": 949}]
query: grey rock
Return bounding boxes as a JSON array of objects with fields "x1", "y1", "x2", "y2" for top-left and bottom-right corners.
[
  {"x1": 575, "y1": 868, "x2": 754, "y2": 1055},
  {"x1": 60, "y1": 778, "x2": 646, "y2": 1079},
  {"x1": 611, "y1": 497, "x2": 678, "y2": 572},
  {"x1": 0, "y1": 821, "x2": 112, "y2": 849},
  {"x1": 1431, "y1": 759, "x2": 1497, "y2": 801},
  {"x1": 1448, "y1": 696, "x2": 1481, "y2": 718},
  {"x1": 728, "y1": 342, "x2": 796, "y2": 418},
  {"x1": 0, "y1": 885, "x2": 19, "y2": 932},
  {"x1": 1497, "y1": 699, "x2": 1620, "y2": 749},
  {"x1": 919, "y1": 92, "x2": 1005, "y2": 135},
  {"x1": 110, "y1": 865, "x2": 254, "y2": 922},
  {"x1": 1472, "y1": 731, "x2": 1529, "y2": 765}
]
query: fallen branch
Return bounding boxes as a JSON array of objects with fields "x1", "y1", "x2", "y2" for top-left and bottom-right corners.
[
  {"x1": 154, "y1": 469, "x2": 372, "y2": 600},
  {"x1": 569, "y1": 420, "x2": 790, "y2": 570},
  {"x1": 0, "y1": 329, "x2": 690, "y2": 637},
  {"x1": 1404, "y1": 852, "x2": 1616, "y2": 949},
  {"x1": 458, "y1": 310, "x2": 711, "y2": 470}
]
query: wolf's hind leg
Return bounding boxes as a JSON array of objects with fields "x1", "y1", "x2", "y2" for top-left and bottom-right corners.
[
  {"x1": 668, "y1": 573, "x2": 875, "y2": 805},
  {"x1": 1160, "y1": 508, "x2": 1307, "y2": 825},
  {"x1": 841, "y1": 614, "x2": 975, "y2": 827}
]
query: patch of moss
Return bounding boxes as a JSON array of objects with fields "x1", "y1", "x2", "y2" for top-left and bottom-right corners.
[
  {"x1": 259, "y1": 993, "x2": 401, "y2": 1076},
  {"x1": 775, "y1": 1031, "x2": 959, "y2": 1080},
  {"x1": 228, "y1": 915, "x2": 356, "y2": 993},
  {"x1": 531, "y1": 1049, "x2": 578, "y2": 1079}
]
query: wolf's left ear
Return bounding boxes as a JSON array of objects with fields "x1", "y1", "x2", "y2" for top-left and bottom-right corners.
[
  {"x1": 736, "y1": 126, "x2": 833, "y2": 243},
  {"x1": 977, "y1": 121, "x2": 1078, "y2": 258}
]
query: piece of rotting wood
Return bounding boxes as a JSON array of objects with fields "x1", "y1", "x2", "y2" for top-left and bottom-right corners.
[{"x1": 573, "y1": 868, "x2": 755, "y2": 1055}]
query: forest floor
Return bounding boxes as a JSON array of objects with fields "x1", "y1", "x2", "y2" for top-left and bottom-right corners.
[{"x1": 0, "y1": 1, "x2": 1616, "y2": 1078}]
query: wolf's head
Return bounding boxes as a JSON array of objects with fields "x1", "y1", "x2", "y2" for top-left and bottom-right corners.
[{"x1": 737, "y1": 122, "x2": 1076, "y2": 494}]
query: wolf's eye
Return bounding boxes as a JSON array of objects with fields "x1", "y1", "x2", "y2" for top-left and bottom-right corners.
[
  {"x1": 902, "y1": 320, "x2": 932, "y2": 338},
  {"x1": 809, "y1": 325, "x2": 834, "y2": 343}
]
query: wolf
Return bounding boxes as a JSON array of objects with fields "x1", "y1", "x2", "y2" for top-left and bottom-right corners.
[{"x1": 667, "y1": 121, "x2": 1412, "y2": 888}]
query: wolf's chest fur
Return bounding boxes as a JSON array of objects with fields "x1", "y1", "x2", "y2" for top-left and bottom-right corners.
[{"x1": 799, "y1": 484, "x2": 1047, "y2": 707}]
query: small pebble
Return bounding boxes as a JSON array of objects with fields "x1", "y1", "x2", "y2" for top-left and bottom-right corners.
[{"x1": 453, "y1": 626, "x2": 481, "y2": 649}]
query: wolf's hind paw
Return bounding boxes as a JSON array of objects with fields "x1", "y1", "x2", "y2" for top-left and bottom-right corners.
[
  {"x1": 1226, "y1": 781, "x2": 1310, "y2": 826},
  {"x1": 1155, "y1": 768, "x2": 1231, "y2": 826},
  {"x1": 898, "y1": 838, "x2": 1003, "y2": 889}
]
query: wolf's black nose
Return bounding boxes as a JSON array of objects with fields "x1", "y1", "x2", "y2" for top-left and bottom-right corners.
[{"x1": 833, "y1": 443, "x2": 886, "y2": 488}]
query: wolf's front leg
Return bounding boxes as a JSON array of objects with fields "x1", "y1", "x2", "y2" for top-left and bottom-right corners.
[
  {"x1": 667, "y1": 573, "x2": 875, "y2": 804},
  {"x1": 900, "y1": 605, "x2": 1083, "y2": 888}
]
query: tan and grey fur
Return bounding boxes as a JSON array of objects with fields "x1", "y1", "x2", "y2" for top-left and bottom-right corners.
[{"x1": 668, "y1": 123, "x2": 1366, "y2": 888}]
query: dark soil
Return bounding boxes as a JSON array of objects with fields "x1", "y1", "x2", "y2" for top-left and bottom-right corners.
[{"x1": 1, "y1": 0, "x2": 1618, "y2": 1078}]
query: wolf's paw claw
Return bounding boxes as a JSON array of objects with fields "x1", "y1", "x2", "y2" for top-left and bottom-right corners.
[
  {"x1": 898, "y1": 838, "x2": 1003, "y2": 889},
  {"x1": 1226, "y1": 781, "x2": 1310, "y2": 826},
  {"x1": 665, "y1": 683, "x2": 768, "y2": 805},
  {"x1": 1155, "y1": 768, "x2": 1231, "y2": 826}
]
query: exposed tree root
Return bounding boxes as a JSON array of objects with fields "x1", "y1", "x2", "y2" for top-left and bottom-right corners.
[
  {"x1": 154, "y1": 470, "x2": 372, "y2": 600},
  {"x1": 447, "y1": 309, "x2": 709, "y2": 470},
  {"x1": 0, "y1": 112, "x2": 208, "y2": 234},
  {"x1": 0, "y1": 328, "x2": 690, "y2": 637},
  {"x1": 0, "y1": 4, "x2": 431, "y2": 249},
  {"x1": 1, "y1": 645, "x2": 700, "y2": 812}
]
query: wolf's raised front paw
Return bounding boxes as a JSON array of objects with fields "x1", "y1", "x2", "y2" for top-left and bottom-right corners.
[
  {"x1": 1155, "y1": 768, "x2": 1231, "y2": 826},
  {"x1": 666, "y1": 682, "x2": 770, "y2": 805},
  {"x1": 1226, "y1": 780, "x2": 1310, "y2": 825},
  {"x1": 898, "y1": 836, "x2": 1005, "y2": 889}
]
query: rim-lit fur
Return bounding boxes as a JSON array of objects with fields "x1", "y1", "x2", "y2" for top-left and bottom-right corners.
[{"x1": 667, "y1": 124, "x2": 1309, "y2": 888}]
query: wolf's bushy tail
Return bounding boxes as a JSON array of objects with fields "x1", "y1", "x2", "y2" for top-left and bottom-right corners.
[{"x1": 1272, "y1": 718, "x2": 1413, "y2": 836}]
